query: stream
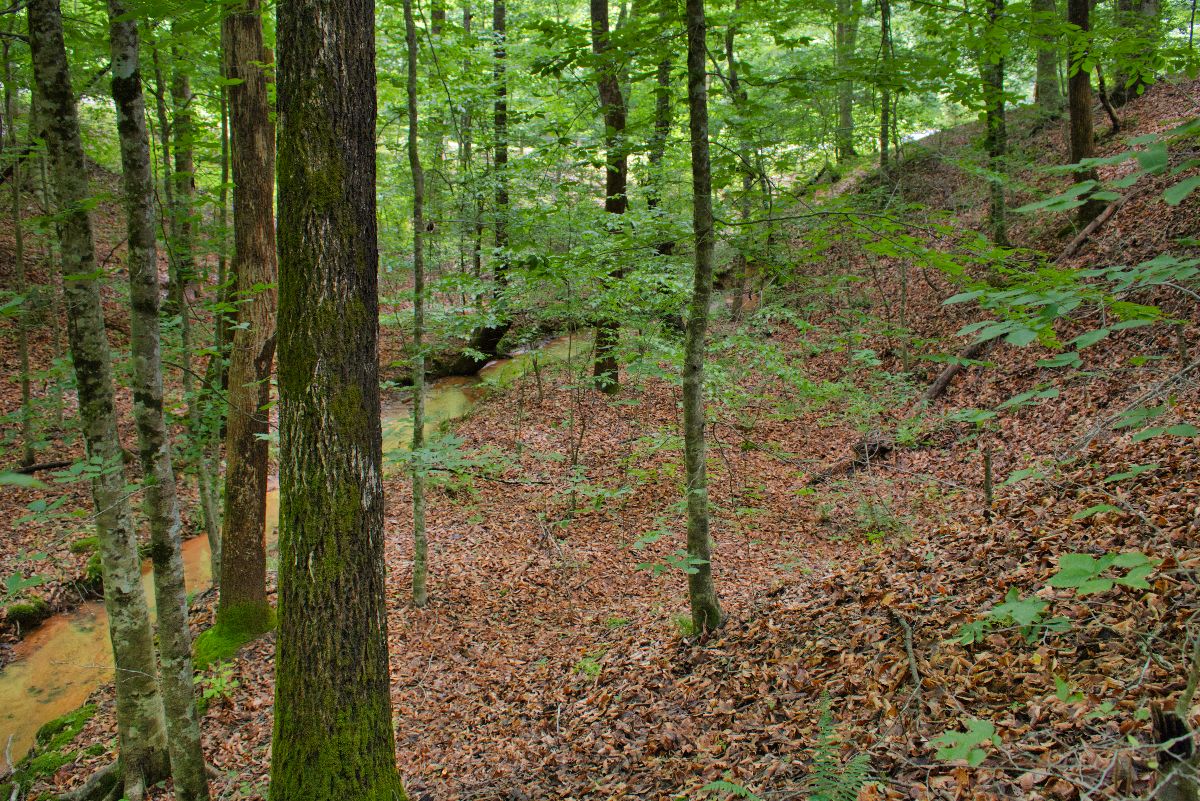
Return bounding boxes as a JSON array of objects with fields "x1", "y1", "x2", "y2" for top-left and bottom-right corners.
[{"x1": 0, "y1": 335, "x2": 579, "y2": 767}]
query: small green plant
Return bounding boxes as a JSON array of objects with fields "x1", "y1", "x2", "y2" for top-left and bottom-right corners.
[
  {"x1": 957, "y1": 588, "x2": 1069, "y2": 645},
  {"x1": 806, "y1": 699, "x2": 874, "y2": 801},
  {"x1": 1047, "y1": 551, "x2": 1158, "y2": 595},
  {"x1": 199, "y1": 661, "x2": 241, "y2": 705},
  {"x1": 673, "y1": 613, "x2": 697, "y2": 638},
  {"x1": 573, "y1": 655, "x2": 602, "y2": 679},
  {"x1": 697, "y1": 778, "x2": 762, "y2": 800},
  {"x1": 855, "y1": 497, "x2": 908, "y2": 544},
  {"x1": 932, "y1": 718, "x2": 999, "y2": 767},
  {"x1": 603, "y1": 616, "x2": 630, "y2": 630}
]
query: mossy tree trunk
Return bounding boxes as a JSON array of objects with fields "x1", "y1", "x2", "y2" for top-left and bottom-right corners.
[
  {"x1": 105, "y1": 5, "x2": 209, "y2": 800},
  {"x1": 219, "y1": 0, "x2": 277, "y2": 637},
  {"x1": 406, "y1": 0, "x2": 430, "y2": 608},
  {"x1": 879, "y1": 0, "x2": 893, "y2": 169},
  {"x1": 646, "y1": 50, "x2": 674, "y2": 257},
  {"x1": 27, "y1": 1, "x2": 170, "y2": 795},
  {"x1": 683, "y1": 0, "x2": 723, "y2": 635},
  {"x1": 272, "y1": 0, "x2": 406, "y2": 798},
  {"x1": 723, "y1": 3, "x2": 757, "y2": 318},
  {"x1": 591, "y1": 0, "x2": 628, "y2": 393}
]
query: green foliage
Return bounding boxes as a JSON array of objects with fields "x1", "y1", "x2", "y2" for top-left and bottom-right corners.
[
  {"x1": 1047, "y1": 552, "x2": 1158, "y2": 595},
  {"x1": 806, "y1": 700, "x2": 873, "y2": 801},
  {"x1": 199, "y1": 661, "x2": 241, "y2": 704},
  {"x1": 957, "y1": 587, "x2": 1069, "y2": 645},
  {"x1": 697, "y1": 779, "x2": 762, "y2": 800},
  {"x1": 4, "y1": 597, "x2": 51, "y2": 628},
  {"x1": 932, "y1": 719, "x2": 999, "y2": 767}
]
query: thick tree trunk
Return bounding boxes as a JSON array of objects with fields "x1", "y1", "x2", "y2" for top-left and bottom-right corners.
[
  {"x1": 591, "y1": 0, "x2": 629, "y2": 393},
  {"x1": 405, "y1": 0, "x2": 430, "y2": 608},
  {"x1": 27, "y1": 0, "x2": 170, "y2": 794},
  {"x1": 105, "y1": 6, "x2": 209, "y2": 800},
  {"x1": 272, "y1": 0, "x2": 405, "y2": 798},
  {"x1": 3, "y1": 39, "x2": 35, "y2": 468},
  {"x1": 835, "y1": 0, "x2": 861, "y2": 163},
  {"x1": 1111, "y1": 0, "x2": 1160, "y2": 105},
  {"x1": 982, "y1": 0, "x2": 1009, "y2": 246},
  {"x1": 1067, "y1": 0, "x2": 1104, "y2": 224},
  {"x1": 684, "y1": 0, "x2": 723, "y2": 635},
  {"x1": 219, "y1": 0, "x2": 278, "y2": 638},
  {"x1": 724, "y1": 5, "x2": 757, "y2": 319},
  {"x1": 1032, "y1": 0, "x2": 1063, "y2": 114}
]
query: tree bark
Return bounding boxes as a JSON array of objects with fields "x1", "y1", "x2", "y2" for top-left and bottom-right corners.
[
  {"x1": 591, "y1": 0, "x2": 629, "y2": 393},
  {"x1": 27, "y1": 0, "x2": 170, "y2": 794},
  {"x1": 1111, "y1": 0, "x2": 1161, "y2": 105},
  {"x1": 647, "y1": 54, "x2": 674, "y2": 256},
  {"x1": 3, "y1": 37, "x2": 35, "y2": 468},
  {"x1": 835, "y1": 0, "x2": 861, "y2": 163},
  {"x1": 219, "y1": 0, "x2": 278, "y2": 637},
  {"x1": 982, "y1": 0, "x2": 1009, "y2": 246},
  {"x1": 405, "y1": 0, "x2": 430, "y2": 608},
  {"x1": 1032, "y1": 0, "x2": 1063, "y2": 115},
  {"x1": 684, "y1": 0, "x2": 723, "y2": 635},
  {"x1": 1067, "y1": 0, "x2": 1104, "y2": 225},
  {"x1": 105, "y1": 6, "x2": 209, "y2": 800},
  {"x1": 272, "y1": 0, "x2": 406, "y2": 798},
  {"x1": 879, "y1": 0, "x2": 893, "y2": 169},
  {"x1": 724, "y1": 2, "x2": 757, "y2": 318}
]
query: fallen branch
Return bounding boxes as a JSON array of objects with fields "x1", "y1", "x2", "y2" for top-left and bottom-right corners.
[
  {"x1": 889, "y1": 608, "x2": 923, "y2": 710},
  {"x1": 11, "y1": 459, "x2": 72, "y2": 475},
  {"x1": 1058, "y1": 196, "x2": 1125, "y2": 261},
  {"x1": 922, "y1": 338, "x2": 996, "y2": 403}
]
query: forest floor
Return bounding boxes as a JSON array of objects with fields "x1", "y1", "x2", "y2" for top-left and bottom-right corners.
[{"x1": 3, "y1": 79, "x2": 1200, "y2": 800}]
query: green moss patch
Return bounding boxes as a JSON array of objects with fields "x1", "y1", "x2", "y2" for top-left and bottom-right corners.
[
  {"x1": 68, "y1": 535, "x2": 99, "y2": 554},
  {"x1": 5, "y1": 597, "x2": 52, "y2": 628},
  {"x1": 194, "y1": 605, "x2": 276, "y2": 669},
  {"x1": 1, "y1": 703, "x2": 100, "y2": 796}
]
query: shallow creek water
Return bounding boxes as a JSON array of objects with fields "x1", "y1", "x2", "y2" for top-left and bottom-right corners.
[{"x1": 0, "y1": 335, "x2": 580, "y2": 767}]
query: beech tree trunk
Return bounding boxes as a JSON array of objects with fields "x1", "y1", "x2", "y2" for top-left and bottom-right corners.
[
  {"x1": 106, "y1": 6, "x2": 209, "y2": 799},
  {"x1": 879, "y1": 0, "x2": 892, "y2": 168},
  {"x1": 446, "y1": 0, "x2": 509, "y2": 376},
  {"x1": 1067, "y1": 0, "x2": 1103, "y2": 224},
  {"x1": 406, "y1": 0, "x2": 430, "y2": 608},
  {"x1": 591, "y1": 0, "x2": 628, "y2": 393},
  {"x1": 1032, "y1": 0, "x2": 1063, "y2": 114},
  {"x1": 835, "y1": 0, "x2": 861, "y2": 163},
  {"x1": 1111, "y1": 0, "x2": 1160, "y2": 105},
  {"x1": 273, "y1": 0, "x2": 405, "y2": 797},
  {"x1": 27, "y1": 1, "x2": 170, "y2": 794},
  {"x1": 724, "y1": 4, "x2": 756, "y2": 318},
  {"x1": 647, "y1": 53, "x2": 674, "y2": 256},
  {"x1": 982, "y1": 0, "x2": 1009, "y2": 246},
  {"x1": 684, "y1": 0, "x2": 723, "y2": 635},
  {"x1": 219, "y1": 0, "x2": 277, "y2": 637},
  {"x1": 3, "y1": 38, "x2": 34, "y2": 468}
]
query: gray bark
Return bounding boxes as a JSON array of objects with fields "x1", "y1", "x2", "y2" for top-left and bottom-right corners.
[
  {"x1": 406, "y1": 0, "x2": 429, "y2": 608},
  {"x1": 684, "y1": 0, "x2": 723, "y2": 634},
  {"x1": 105, "y1": 5, "x2": 209, "y2": 800},
  {"x1": 27, "y1": 0, "x2": 169, "y2": 793},
  {"x1": 1032, "y1": 0, "x2": 1063, "y2": 114}
]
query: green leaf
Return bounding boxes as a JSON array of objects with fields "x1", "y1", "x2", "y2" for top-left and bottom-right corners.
[
  {"x1": 1164, "y1": 176, "x2": 1200, "y2": 206},
  {"x1": 1069, "y1": 328, "x2": 1109, "y2": 349},
  {"x1": 0, "y1": 472, "x2": 48, "y2": 490},
  {"x1": 1005, "y1": 328, "x2": 1039, "y2": 346},
  {"x1": 1166, "y1": 424, "x2": 1199, "y2": 437},
  {"x1": 1037, "y1": 351, "x2": 1081, "y2": 368},
  {"x1": 1072, "y1": 503, "x2": 1120, "y2": 520}
]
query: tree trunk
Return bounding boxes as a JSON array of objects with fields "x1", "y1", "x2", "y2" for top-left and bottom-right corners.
[
  {"x1": 1067, "y1": 0, "x2": 1104, "y2": 224},
  {"x1": 219, "y1": 0, "x2": 278, "y2": 638},
  {"x1": 1111, "y1": 0, "x2": 1161, "y2": 105},
  {"x1": 406, "y1": 0, "x2": 430, "y2": 609},
  {"x1": 684, "y1": 0, "x2": 723, "y2": 635},
  {"x1": 647, "y1": 54, "x2": 674, "y2": 256},
  {"x1": 272, "y1": 0, "x2": 405, "y2": 797},
  {"x1": 27, "y1": 0, "x2": 170, "y2": 794},
  {"x1": 105, "y1": 6, "x2": 209, "y2": 800},
  {"x1": 590, "y1": 0, "x2": 629, "y2": 392},
  {"x1": 879, "y1": 0, "x2": 892, "y2": 169},
  {"x1": 982, "y1": 0, "x2": 1009, "y2": 246},
  {"x1": 3, "y1": 38, "x2": 35, "y2": 468},
  {"x1": 447, "y1": 0, "x2": 509, "y2": 376},
  {"x1": 835, "y1": 0, "x2": 861, "y2": 162},
  {"x1": 1032, "y1": 0, "x2": 1063, "y2": 114},
  {"x1": 724, "y1": 3, "x2": 756, "y2": 318}
]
